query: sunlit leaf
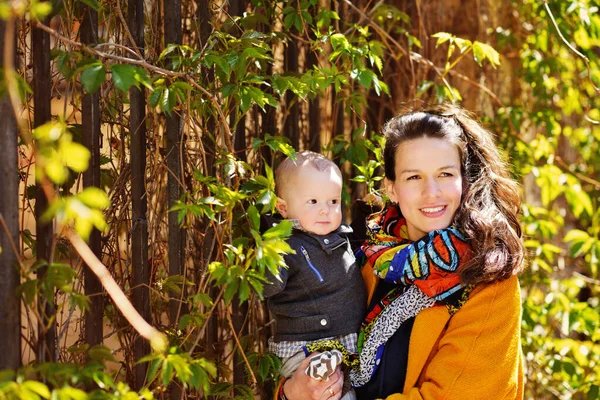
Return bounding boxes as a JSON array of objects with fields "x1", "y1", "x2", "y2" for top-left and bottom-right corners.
[{"x1": 80, "y1": 63, "x2": 106, "y2": 94}]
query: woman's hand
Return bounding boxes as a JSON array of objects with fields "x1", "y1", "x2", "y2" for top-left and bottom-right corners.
[{"x1": 283, "y1": 353, "x2": 344, "y2": 400}]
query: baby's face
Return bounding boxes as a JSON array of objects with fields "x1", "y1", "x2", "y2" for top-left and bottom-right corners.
[{"x1": 278, "y1": 165, "x2": 343, "y2": 236}]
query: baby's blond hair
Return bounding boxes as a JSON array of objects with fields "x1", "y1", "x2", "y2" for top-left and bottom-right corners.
[{"x1": 275, "y1": 151, "x2": 341, "y2": 198}]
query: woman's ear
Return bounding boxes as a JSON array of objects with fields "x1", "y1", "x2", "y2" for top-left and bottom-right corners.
[
  {"x1": 276, "y1": 197, "x2": 288, "y2": 218},
  {"x1": 384, "y1": 178, "x2": 398, "y2": 203}
]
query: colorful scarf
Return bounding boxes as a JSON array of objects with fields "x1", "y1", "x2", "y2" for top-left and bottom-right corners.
[{"x1": 349, "y1": 203, "x2": 473, "y2": 387}]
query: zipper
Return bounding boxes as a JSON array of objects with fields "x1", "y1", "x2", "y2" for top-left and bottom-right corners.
[{"x1": 299, "y1": 245, "x2": 324, "y2": 283}]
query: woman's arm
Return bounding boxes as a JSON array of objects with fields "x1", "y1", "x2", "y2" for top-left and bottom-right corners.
[{"x1": 386, "y1": 276, "x2": 523, "y2": 400}]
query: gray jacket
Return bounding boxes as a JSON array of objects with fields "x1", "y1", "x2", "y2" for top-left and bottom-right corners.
[{"x1": 263, "y1": 217, "x2": 367, "y2": 342}]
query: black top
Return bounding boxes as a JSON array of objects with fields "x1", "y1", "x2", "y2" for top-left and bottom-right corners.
[{"x1": 354, "y1": 280, "x2": 414, "y2": 399}]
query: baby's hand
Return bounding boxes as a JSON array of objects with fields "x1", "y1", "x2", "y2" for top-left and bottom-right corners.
[{"x1": 304, "y1": 350, "x2": 343, "y2": 381}]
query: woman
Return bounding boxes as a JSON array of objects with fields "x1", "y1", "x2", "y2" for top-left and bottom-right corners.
[{"x1": 278, "y1": 104, "x2": 525, "y2": 400}]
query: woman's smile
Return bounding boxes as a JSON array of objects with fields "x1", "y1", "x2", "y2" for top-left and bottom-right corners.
[{"x1": 419, "y1": 205, "x2": 447, "y2": 217}]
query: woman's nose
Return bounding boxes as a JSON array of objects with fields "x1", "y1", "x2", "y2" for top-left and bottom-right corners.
[{"x1": 423, "y1": 179, "x2": 442, "y2": 197}]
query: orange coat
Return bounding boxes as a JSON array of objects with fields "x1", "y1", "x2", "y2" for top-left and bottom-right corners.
[{"x1": 362, "y1": 269, "x2": 524, "y2": 400}]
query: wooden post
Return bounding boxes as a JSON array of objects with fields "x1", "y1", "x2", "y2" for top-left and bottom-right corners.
[
  {"x1": 81, "y1": 3, "x2": 104, "y2": 350},
  {"x1": 0, "y1": 18, "x2": 21, "y2": 370},
  {"x1": 128, "y1": 0, "x2": 150, "y2": 389},
  {"x1": 164, "y1": 0, "x2": 186, "y2": 329},
  {"x1": 32, "y1": 16, "x2": 56, "y2": 364}
]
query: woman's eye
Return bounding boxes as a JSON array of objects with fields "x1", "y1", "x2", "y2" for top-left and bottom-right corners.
[
  {"x1": 406, "y1": 175, "x2": 420, "y2": 180},
  {"x1": 440, "y1": 172, "x2": 454, "y2": 177},
  {"x1": 307, "y1": 199, "x2": 317, "y2": 204}
]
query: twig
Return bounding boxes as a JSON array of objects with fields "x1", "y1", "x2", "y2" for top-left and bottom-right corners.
[
  {"x1": 447, "y1": 69, "x2": 519, "y2": 138},
  {"x1": 187, "y1": 285, "x2": 225, "y2": 356},
  {"x1": 554, "y1": 155, "x2": 600, "y2": 189},
  {"x1": 226, "y1": 308, "x2": 257, "y2": 386},
  {"x1": 68, "y1": 233, "x2": 167, "y2": 351},
  {"x1": 409, "y1": 51, "x2": 457, "y2": 103},
  {"x1": 115, "y1": 0, "x2": 143, "y2": 59},
  {"x1": 32, "y1": 20, "x2": 183, "y2": 77},
  {"x1": 93, "y1": 43, "x2": 144, "y2": 60},
  {"x1": 0, "y1": 212, "x2": 26, "y2": 274},
  {"x1": 342, "y1": 0, "x2": 407, "y2": 58},
  {"x1": 543, "y1": 0, "x2": 600, "y2": 95},
  {"x1": 573, "y1": 271, "x2": 600, "y2": 286}
]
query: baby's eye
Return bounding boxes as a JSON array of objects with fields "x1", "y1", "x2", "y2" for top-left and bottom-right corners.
[
  {"x1": 307, "y1": 199, "x2": 317, "y2": 204},
  {"x1": 329, "y1": 199, "x2": 339, "y2": 205}
]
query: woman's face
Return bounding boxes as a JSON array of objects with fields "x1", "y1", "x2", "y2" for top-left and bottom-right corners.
[{"x1": 385, "y1": 137, "x2": 463, "y2": 241}]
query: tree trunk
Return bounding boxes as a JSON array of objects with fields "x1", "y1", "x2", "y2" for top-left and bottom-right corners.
[
  {"x1": 0, "y1": 18, "x2": 21, "y2": 370},
  {"x1": 128, "y1": 0, "x2": 150, "y2": 389},
  {"x1": 81, "y1": 4, "x2": 104, "y2": 351},
  {"x1": 32, "y1": 16, "x2": 56, "y2": 364}
]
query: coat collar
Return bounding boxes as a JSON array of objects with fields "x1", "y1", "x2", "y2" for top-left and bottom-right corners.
[{"x1": 403, "y1": 305, "x2": 451, "y2": 392}]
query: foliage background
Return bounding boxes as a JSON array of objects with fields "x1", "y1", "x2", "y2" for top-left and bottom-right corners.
[{"x1": 0, "y1": 0, "x2": 599, "y2": 399}]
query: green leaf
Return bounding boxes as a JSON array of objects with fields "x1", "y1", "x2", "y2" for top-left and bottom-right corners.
[
  {"x1": 146, "y1": 358, "x2": 162, "y2": 384},
  {"x1": 454, "y1": 37, "x2": 472, "y2": 53},
  {"x1": 330, "y1": 34, "x2": 350, "y2": 51},
  {"x1": 80, "y1": 63, "x2": 106, "y2": 94},
  {"x1": 30, "y1": 2, "x2": 53, "y2": 20},
  {"x1": 416, "y1": 81, "x2": 434, "y2": 97},
  {"x1": 78, "y1": 0, "x2": 101, "y2": 11},
  {"x1": 472, "y1": 42, "x2": 500, "y2": 67},
  {"x1": 189, "y1": 364, "x2": 209, "y2": 392},
  {"x1": 564, "y1": 183, "x2": 593, "y2": 218},
  {"x1": 162, "y1": 358, "x2": 174, "y2": 387},
  {"x1": 234, "y1": 384, "x2": 255, "y2": 399},
  {"x1": 149, "y1": 87, "x2": 163, "y2": 108},
  {"x1": 238, "y1": 280, "x2": 251, "y2": 304},
  {"x1": 432, "y1": 32, "x2": 454, "y2": 46},
  {"x1": 208, "y1": 382, "x2": 232, "y2": 396},
  {"x1": 77, "y1": 187, "x2": 110, "y2": 209},
  {"x1": 53, "y1": 50, "x2": 74, "y2": 79},
  {"x1": 223, "y1": 279, "x2": 240, "y2": 304},
  {"x1": 263, "y1": 220, "x2": 292, "y2": 240},
  {"x1": 247, "y1": 205, "x2": 260, "y2": 230},
  {"x1": 45, "y1": 159, "x2": 68, "y2": 184},
  {"x1": 61, "y1": 141, "x2": 90, "y2": 172},
  {"x1": 564, "y1": 229, "x2": 590, "y2": 243},
  {"x1": 17, "y1": 280, "x2": 38, "y2": 304},
  {"x1": 22, "y1": 381, "x2": 50, "y2": 399},
  {"x1": 88, "y1": 344, "x2": 117, "y2": 363},
  {"x1": 111, "y1": 64, "x2": 138, "y2": 92},
  {"x1": 56, "y1": 387, "x2": 87, "y2": 400},
  {"x1": 258, "y1": 355, "x2": 272, "y2": 380},
  {"x1": 33, "y1": 120, "x2": 66, "y2": 142}
]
